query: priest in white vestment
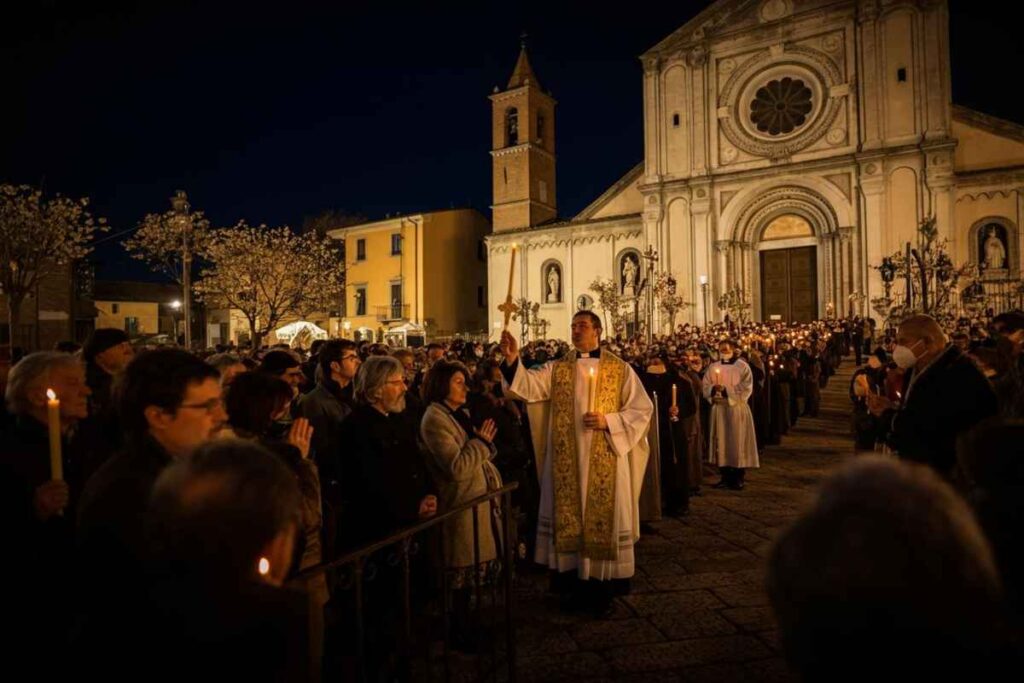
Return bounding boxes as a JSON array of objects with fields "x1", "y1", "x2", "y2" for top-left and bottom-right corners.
[
  {"x1": 499, "y1": 311, "x2": 653, "y2": 617},
  {"x1": 703, "y1": 339, "x2": 760, "y2": 490}
]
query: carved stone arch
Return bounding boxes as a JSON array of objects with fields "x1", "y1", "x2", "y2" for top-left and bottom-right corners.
[
  {"x1": 969, "y1": 216, "x2": 1019, "y2": 279},
  {"x1": 719, "y1": 175, "x2": 852, "y2": 241},
  {"x1": 540, "y1": 259, "x2": 564, "y2": 304},
  {"x1": 732, "y1": 186, "x2": 840, "y2": 244}
]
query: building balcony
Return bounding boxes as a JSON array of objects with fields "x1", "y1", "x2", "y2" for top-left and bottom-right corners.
[{"x1": 376, "y1": 304, "x2": 410, "y2": 322}]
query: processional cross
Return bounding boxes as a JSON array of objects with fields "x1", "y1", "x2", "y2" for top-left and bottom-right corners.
[{"x1": 498, "y1": 245, "x2": 519, "y2": 330}]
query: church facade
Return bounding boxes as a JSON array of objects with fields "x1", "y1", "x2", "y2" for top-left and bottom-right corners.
[{"x1": 486, "y1": 0, "x2": 1024, "y2": 340}]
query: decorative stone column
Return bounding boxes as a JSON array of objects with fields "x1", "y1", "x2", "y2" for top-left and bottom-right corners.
[
  {"x1": 687, "y1": 46, "x2": 709, "y2": 175},
  {"x1": 714, "y1": 239, "x2": 732, "y2": 301},
  {"x1": 860, "y1": 164, "x2": 886, "y2": 305},
  {"x1": 643, "y1": 56, "x2": 662, "y2": 182},
  {"x1": 819, "y1": 233, "x2": 834, "y2": 316}
]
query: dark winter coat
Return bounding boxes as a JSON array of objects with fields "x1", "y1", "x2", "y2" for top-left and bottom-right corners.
[{"x1": 884, "y1": 345, "x2": 997, "y2": 477}]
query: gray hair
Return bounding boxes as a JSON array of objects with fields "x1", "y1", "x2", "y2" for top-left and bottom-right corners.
[
  {"x1": 5, "y1": 351, "x2": 82, "y2": 415},
  {"x1": 206, "y1": 353, "x2": 243, "y2": 374},
  {"x1": 354, "y1": 355, "x2": 404, "y2": 405}
]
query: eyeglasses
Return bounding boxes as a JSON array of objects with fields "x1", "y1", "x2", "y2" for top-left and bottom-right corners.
[
  {"x1": 178, "y1": 397, "x2": 225, "y2": 414},
  {"x1": 340, "y1": 354, "x2": 360, "y2": 362}
]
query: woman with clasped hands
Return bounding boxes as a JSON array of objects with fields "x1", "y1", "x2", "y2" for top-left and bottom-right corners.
[{"x1": 419, "y1": 360, "x2": 503, "y2": 651}]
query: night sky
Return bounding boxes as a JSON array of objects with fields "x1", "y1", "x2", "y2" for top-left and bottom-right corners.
[{"x1": 2, "y1": 1, "x2": 1021, "y2": 282}]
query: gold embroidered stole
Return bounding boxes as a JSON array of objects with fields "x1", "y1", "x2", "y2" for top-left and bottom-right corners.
[{"x1": 550, "y1": 352, "x2": 626, "y2": 561}]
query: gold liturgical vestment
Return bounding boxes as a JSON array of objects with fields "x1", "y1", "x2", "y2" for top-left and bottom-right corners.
[{"x1": 509, "y1": 350, "x2": 653, "y2": 580}]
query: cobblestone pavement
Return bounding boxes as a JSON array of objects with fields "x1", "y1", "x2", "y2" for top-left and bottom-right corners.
[{"x1": 509, "y1": 358, "x2": 857, "y2": 682}]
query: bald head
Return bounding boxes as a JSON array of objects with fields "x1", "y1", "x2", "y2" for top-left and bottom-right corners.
[{"x1": 897, "y1": 315, "x2": 947, "y2": 349}]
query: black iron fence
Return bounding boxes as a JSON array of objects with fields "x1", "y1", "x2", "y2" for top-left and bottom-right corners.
[{"x1": 298, "y1": 483, "x2": 519, "y2": 682}]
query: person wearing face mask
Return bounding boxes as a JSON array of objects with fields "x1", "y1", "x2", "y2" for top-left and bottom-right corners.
[
  {"x1": 703, "y1": 341, "x2": 759, "y2": 490},
  {"x1": 867, "y1": 315, "x2": 997, "y2": 479},
  {"x1": 850, "y1": 348, "x2": 888, "y2": 450}
]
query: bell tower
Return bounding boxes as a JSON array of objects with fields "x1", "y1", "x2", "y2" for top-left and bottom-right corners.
[{"x1": 489, "y1": 40, "x2": 557, "y2": 232}]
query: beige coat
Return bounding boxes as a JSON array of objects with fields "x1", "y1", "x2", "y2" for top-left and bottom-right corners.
[{"x1": 419, "y1": 402, "x2": 503, "y2": 569}]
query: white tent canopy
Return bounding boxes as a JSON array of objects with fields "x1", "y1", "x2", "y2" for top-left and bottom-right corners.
[{"x1": 274, "y1": 320, "x2": 328, "y2": 347}]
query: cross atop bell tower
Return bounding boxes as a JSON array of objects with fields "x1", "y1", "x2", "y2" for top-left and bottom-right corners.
[{"x1": 489, "y1": 39, "x2": 557, "y2": 232}]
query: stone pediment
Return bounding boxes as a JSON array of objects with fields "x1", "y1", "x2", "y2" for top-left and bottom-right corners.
[
  {"x1": 574, "y1": 162, "x2": 645, "y2": 221},
  {"x1": 643, "y1": 0, "x2": 838, "y2": 58}
]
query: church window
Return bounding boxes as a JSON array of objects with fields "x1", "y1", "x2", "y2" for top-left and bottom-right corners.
[
  {"x1": 112, "y1": 303, "x2": 120, "y2": 314},
  {"x1": 506, "y1": 107, "x2": 519, "y2": 146},
  {"x1": 537, "y1": 112, "x2": 546, "y2": 142},
  {"x1": 749, "y1": 77, "x2": 813, "y2": 136},
  {"x1": 391, "y1": 233, "x2": 401, "y2": 255},
  {"x1": 503, "y1": 167, "x2": 508, "y2": 185},
  {"x1": 672, "y1": 113, "x2": 680, "y2": 127},
  {"x1": 897, "y1": 67, "x2": 907, "y2": 83},
  {"x1": 356, "y1": 238, "x2": 366, "y2": 261}
]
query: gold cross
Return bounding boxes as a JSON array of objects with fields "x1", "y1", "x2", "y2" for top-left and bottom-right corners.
[{"x1": 498, "y1": 296, "x2": 519, "y2": 330}]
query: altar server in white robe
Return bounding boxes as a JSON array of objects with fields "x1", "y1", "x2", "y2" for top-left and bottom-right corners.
[
  {"x1": 499, "y1": 311, "x2": 653, "y2": 617},
  {"x1": 703, "y1": 339, "x2": 760, "y2": 490}
]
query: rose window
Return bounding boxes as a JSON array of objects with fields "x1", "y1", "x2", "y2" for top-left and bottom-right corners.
[{"x1": 749, "y1": 77, "x2": 813, "y2": 136}]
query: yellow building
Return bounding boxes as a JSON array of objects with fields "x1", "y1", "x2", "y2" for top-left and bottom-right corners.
[
  {"x1": 328, "y1": 209, "x2": 490, "y2": 343},
  {"x1": 92, "y1": 281, "x2": 180, "y2": 340}
]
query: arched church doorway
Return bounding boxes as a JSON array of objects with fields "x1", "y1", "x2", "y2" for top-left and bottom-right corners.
[{"x1": 757, "y1": 215, "x2": 818, "y2": 322}]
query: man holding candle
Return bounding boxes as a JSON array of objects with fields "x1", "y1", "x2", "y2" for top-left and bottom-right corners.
[
  {"x1": 500, "y1": 310, "x2": 653, "y2": 618},
  {"x1": 703, "y1": 340, "x2": 759, "y2": 490}
]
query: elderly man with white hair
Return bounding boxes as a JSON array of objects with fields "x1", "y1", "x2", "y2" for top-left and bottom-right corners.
[{"x1": 867, "y1": 314, "x2": 997, "y2": 478}]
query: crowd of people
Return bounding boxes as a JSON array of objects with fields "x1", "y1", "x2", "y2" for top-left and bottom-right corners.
[{"x1": 2, "y1": 304, "x2": 1023, "y2": 680}]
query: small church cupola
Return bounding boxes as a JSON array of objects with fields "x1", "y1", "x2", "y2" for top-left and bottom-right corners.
[{"x1": 489, "y1": 36, "x2": 558, "y2": 232}]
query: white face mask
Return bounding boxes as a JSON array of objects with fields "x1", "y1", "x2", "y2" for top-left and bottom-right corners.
[{"x1": 892, "y1": 341, "x2": 922, "y2": 369}]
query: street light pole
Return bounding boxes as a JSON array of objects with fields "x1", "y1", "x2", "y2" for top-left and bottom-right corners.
[
  {"x1": 700, "y1": 275, "x2": 709, "y2": 329},
  {"x1": 171, "y1": 191, "x2": 193, "y2": 351}
]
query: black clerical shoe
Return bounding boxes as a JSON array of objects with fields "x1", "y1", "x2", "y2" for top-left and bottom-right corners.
[
  {"x1": 727, "y1": 481, "x2": 745, "y2": 491},
  {"x1": 712, "y1": 480, "x2": 729, "y2": 489}
]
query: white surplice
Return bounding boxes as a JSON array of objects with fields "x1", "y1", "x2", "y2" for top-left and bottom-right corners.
[
  {"x1": 702, "y1": 359, "x2": 760, "y2": 469},
  {"x1": 509, "y1": 356, "x2": 653, "y2": 580}
]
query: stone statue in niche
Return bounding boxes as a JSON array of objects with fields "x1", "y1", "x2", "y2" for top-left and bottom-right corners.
[
  {"x1": 981, "y1": 224, "x2": 1008, "y2": 271},
  {"x1": 622, "y1": 254, "x2": 638, "y2": 297},
  {"x1": 546, "y1": 264, "x2": 561, "y2": 303}
]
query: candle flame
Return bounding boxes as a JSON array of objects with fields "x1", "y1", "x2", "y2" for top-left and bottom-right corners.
[
  {"x1": 258, "y1": 557, "x2": 270, "y2": 576},
  {"x1": 47, "y1": 389, "x2": 57, "y2": 401}
]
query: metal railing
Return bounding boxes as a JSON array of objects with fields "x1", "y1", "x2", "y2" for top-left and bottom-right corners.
[
  {"x1": 375, "y1": 304, "x2": 411, "y2": 322},
  {"x1": 298, "y1": 482, "x2": 519, "y2": 682}
]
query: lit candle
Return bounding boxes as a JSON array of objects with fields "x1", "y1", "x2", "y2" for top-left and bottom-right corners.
[
  {"x1": 587, "y1": 367, "x2": 597, "y2": 413},
  {"x1": 46, "y1": 389, "x2": 63, "y2": 482},
  {"x1": 671, "y1": 383, "x2": 677, "y2": 408}
]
